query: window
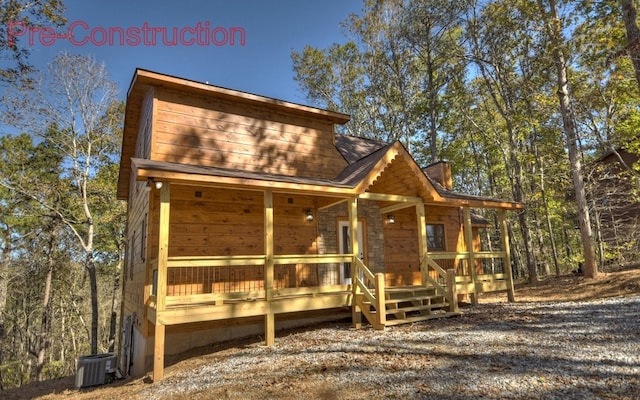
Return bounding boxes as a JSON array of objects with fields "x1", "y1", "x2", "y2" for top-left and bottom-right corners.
[
  {"x1": 129, "y1": 234, "x2": 135, "y2": 280},
  {"x1": 140, "y1": 215, "x2": 147, "y2": 261},
  {"x1": 427, "y1": 224, "x2": 446, "y2": 251},
  {"x1": 152, "y1": 269, "x2": 158, "y2": 296}
]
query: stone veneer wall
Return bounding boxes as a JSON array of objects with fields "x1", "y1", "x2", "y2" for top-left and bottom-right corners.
[{"x1": 317, "y1": 199, "x2": 385, "y2": 274}]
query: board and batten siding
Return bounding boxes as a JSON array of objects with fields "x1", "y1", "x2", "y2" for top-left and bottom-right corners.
[
  {"x1": 122, "y1": 87, "x2": 156, "y2": 332},
  {"x1": 135, "y1": 87, "x2": 154, "y2": 161},
  {"x1": 122, "y1": 182, "x2": 152, "y2": 333},
  {"x1": 151, "y1": 87, "x2": 348, "y2": 180}
]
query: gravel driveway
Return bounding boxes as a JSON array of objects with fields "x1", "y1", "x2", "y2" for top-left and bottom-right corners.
[{"x1": 142, "y1": 295, "x2": 639, "y2": 399}]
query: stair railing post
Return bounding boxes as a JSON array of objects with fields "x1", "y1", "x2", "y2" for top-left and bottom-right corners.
[
  {"x1": 374, "y1": 272, "x2": 386, "y2": 329},
  {"x1": 446, "y1": 268, "x2": 459, "y2": 313}
]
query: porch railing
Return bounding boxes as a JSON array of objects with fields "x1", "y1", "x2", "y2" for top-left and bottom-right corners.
[
  {"x1": 149, "y1": 254, "x2": 353, "y2": 308},
  {"x1": 146, "y1": 249, "x2": 512, "y2": 324},
  {"x1": 353, "y1": 256, "x2": 459, "y2": 329},
  {"x1": 427, "y1": 251, "x2": 512, "y2": 299}
]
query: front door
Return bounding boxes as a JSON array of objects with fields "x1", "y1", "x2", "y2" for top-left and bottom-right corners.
[{"x1": 338, "y1": 220, "x2": 365, "y2": 285}]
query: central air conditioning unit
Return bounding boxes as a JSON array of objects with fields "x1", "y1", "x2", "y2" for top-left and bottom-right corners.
[{"x1": 75, "y1": 353, "x2": 117, "y2": 388}]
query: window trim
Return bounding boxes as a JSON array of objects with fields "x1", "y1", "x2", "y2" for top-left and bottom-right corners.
[{"x1": 426, "y1": 223, "x2": 446, "y2": 251}]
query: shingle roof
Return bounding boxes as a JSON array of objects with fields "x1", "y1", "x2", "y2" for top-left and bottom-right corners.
[
  {"x1": 334, "y1": 142, "x2": 394, "y2": 186},
  {"x1": 426, "y1": 176, "x2": 509, "y2": 204},
  {"x1": 131, "y1": 132, "x2": 522, "y2": 209},
  {"x1": 334, "y1": 134, "x2": 388, "y2": 164}
]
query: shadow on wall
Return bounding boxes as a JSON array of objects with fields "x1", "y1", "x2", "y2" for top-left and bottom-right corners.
[{"x1": 153, "y1": 87, "x2": 347, "y2": 180}]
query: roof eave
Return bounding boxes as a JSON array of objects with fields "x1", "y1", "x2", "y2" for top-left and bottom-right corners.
[
  {"x1": 132, "y1": 68, "x2": 351, "y2": 124},
  {"x1": 131, "y1": 159, "x2": 356, "y2": 197}
]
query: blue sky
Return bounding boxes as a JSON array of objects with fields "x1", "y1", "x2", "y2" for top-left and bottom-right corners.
[{"x1": 20, "y1": 0, "x2": 362, "y2": 104}]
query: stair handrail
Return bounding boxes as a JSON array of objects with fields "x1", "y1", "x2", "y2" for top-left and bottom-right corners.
[
  {"x1": 353, "y1": 257, "x2": 376, "y2": 303},
  {"x1": 422, "y1": 254, "x2": 448, "y2": 296},
  {"x1": 353, "y1": 257, "x2": 386, "y2": 329},
  {"x1": 422, "y1": 254, "x2": 459, "y2": 312}
]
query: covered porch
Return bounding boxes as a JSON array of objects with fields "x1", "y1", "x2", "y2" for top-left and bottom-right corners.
[{"x1": 137, "y1": 164, "x2": 519, "y2": 381}]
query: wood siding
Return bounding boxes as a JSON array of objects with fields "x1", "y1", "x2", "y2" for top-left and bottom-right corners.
[
  {"x1": 122, "y1": 180, "x2": 151, "y2": 332},
  {"x1": 383, "y1": 207, "x2": 421, "y2": 286},
  {"x1": 146, "y1": 186, "x2": 321, "y2": 297},
  {"x1": 135, "y1": 88, "x2": 154, "y2": 160},
  {"x1": 152, "y1": 87, "x2": 348, "y2": 180},
  {"x1": 383, "y1": 205, "x2": 471, "y2": 286}
]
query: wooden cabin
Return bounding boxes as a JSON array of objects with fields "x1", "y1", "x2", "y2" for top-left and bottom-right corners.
[{"x1": 116, "y1": 69, "x2": 523, "y2": 381}]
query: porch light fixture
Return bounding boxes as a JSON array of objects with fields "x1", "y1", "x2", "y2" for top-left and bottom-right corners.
[
  {"x1": 146, "y1": 178, "x2": 164, "y2": 190},
  {"x1": 387, "y1": 214, "x2": 395, "y2": 224},
  {"x1": 306, "y1": 209, "x2": 314, "y2": 222}
]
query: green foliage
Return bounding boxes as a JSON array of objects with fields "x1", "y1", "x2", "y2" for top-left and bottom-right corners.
[
  {"x1": 0, "y1": 0, "x2": 66, "y2": 84},
  {"x1": 292, "y1": 0, "x2": 640, "y2": 277}
]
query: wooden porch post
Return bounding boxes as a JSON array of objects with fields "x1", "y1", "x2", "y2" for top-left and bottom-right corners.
[
  {"x1": 153, "y1": 181, "x2": 170, "y2": 382},
  {"x1": 463, "y1": 206, "x2": 478, "y2": 305},
  {"x1": 348, "y1": 197, "x2": 361, "y2": 329},
  {"x1": 264, "y1": 190, "x2": 275, "y2": 345},
  {"x1": 416, "y1": 202, "x2": 428, "y2": 286},
  {"x1": 498, "y1": 209, "x2": 515, "y2": 302}
]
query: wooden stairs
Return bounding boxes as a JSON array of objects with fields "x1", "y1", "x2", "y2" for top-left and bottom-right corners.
[{"x1": 359, "y1": 286, "x2": 461, "y2": 327}]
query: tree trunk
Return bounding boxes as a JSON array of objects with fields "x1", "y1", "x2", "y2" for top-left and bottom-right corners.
[
  {"x1": 620, "y1": 0, "x2": 640, "y2": 90},
  {"x1": 539, "y1": 161, "x2": 561, "y2": 276},
  {"x1": 472, "y1": 62, "x2": 538, "y2": 282},
  {"x1": 108, "y1": 260, "x2": 121, "y2": 353},
  {"x1": 506, "y1": 117, "x2": 538, "y2": 283},
  {"x1": 0, "y1": 227, "x2": 12, "y2": 390},
  {"x1": 517, "y1": 210, "x2": 538, "y2": 282},
  {"x1": 427, "y1": 53, "x2": 438, "y2": 162},
  {"x1": 87, "y1": 257, "x2": 99, "y2": 354},
  {"x1": 35, "y1": 227, "x2": 56, "y2": 381},
  {"x1": 591, "y1": 196, "x2": 606, "y2": 269},
  {"x1": 545, "y1": 0, "x2": 599, "y2": 278}
]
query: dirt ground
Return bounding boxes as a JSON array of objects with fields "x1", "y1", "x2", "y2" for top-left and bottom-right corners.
[
  {"x1": 4, "y1": 264, "x2": 640, "y2": 400},
  {"x1": 481, "y1": 263, "x2": 640, "y2": 303}
]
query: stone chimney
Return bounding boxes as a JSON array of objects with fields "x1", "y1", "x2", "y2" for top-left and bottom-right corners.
[{"x1": 423, "y1": 161, "x2": 452, "y2": 190}]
